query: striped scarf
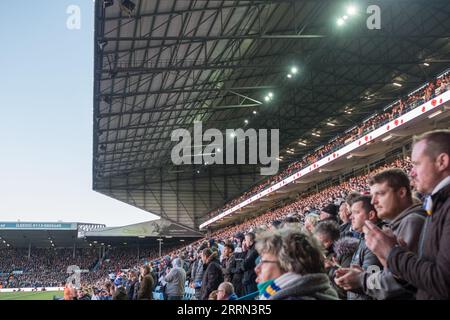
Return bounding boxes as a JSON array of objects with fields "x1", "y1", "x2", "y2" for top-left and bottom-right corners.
[{"x1": 258, "y1": 272, "x2": 302, "y2": 300}]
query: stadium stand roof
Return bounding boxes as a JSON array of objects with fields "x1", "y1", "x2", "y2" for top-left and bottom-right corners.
[
  {"x1": 93, "y1": 0, "x2": 450, "y2": 230},
  {"x1": 0, "y1": 222, "x2": 89, "y2": 248},
  {"x1": 0, "y1": 220, "x2": 202, "y2": 248}
]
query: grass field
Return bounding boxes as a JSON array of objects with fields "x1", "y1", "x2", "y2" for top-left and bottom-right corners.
[{"x1": 0, "y1": 291, "x2": 62, "y2": 300}]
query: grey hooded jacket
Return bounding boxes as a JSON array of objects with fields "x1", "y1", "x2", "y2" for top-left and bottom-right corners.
[{"x1": 360, "y1": 204, "x2": 426, "y2": 300}]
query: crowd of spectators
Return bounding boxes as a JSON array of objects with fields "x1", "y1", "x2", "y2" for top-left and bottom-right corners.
[
  {"x1": 206, "y1": 71, "x2": 450, "y2": 221},
  {"x1": 1, "y1": 129, "x2": 449, "y2": 300},
  {"x1": 144, "y1": 129, "x2": 448, "y2": 300}
]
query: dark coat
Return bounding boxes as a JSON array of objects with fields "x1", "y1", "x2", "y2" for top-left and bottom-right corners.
[
  {"x1": 200, "y1": 252, "x2": 224, "y2": 300},
  {"x1": 242, "y1": 244, "x2": 258, "y2": 285},
  {"x1": 137, "y1": 274, "x2": 154, "y2": 300},
  {"x1": 229, "y1": 251, "x2": 245, "y2": 296},
  {"x1": 222, "y1": 254, "x2": 236, "y2": 283},
  {"x1": 126, "y1": 279, "x2": 138, "y2": 300},
  {"x1": 388, "y1": 183, "x2": 450, "y2": 300}
]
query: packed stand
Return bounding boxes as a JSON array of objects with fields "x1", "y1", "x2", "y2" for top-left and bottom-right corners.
[
  {"x1": 147, "y1": 129, "x2": 450, "y2": 300},
  {"x1": 206, "y1": 71, "x2": 450, "y2": 221}
]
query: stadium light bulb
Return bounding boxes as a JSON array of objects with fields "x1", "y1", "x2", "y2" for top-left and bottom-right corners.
[
  {"x1": 393, "y1": 82, "x2": 402, "y2": 87},
  {"x1": 337, "y1": 18, "x2": 345, "y2": 26},
  {"x1": 253, "y1": 110, "x2": 257, "y2": 115},
  {"x1": 343, "y1": 15, "x2": 348, "y2": 20},
  {"x1": 287, "y1": 74, "x2": 292, "y2": 79},
  {"x1": 291, "y1": 67, "x2": 298, "y2": 74},
  {"x1": 423, "y1": 62, "x2": 430, "y2": 67},
  {"x1": 327, "y1": 122, "x2": 336, "y2": 127},
  {"x1": 244, "y1": 119, "x2": 249, "y2": 124},
  {"x1": 264, "y1": 96, "x2": 270, "y2": 102},
  {"x1": 230, "y1": 132, "x2": 236, "y2": 138},
  {"x1": 268, "y1": 92, "x2": 273, "y2": 98},
  {"x1": 347, "y1": 5, "x2": 357, "y2": 15}
]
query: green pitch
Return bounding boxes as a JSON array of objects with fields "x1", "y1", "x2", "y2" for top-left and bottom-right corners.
[{"x1": 0, "y1": 291, "x2": 62, "y2": 300}]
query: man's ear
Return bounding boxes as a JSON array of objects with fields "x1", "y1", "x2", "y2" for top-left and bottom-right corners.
[
  {"x1": 435, "y1": 153, "x2": 450, "y2": 173},
  {"x1": 397, "y1": 187, "x2": 408, "y2": 199},
  {"x1": 368, "y1": 210, "x2": 378, "y2": 222}
]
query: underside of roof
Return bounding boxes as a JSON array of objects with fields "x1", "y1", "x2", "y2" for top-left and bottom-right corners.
[{"x1": 93, "y1": 0, "x2": 450, "y2": 230}]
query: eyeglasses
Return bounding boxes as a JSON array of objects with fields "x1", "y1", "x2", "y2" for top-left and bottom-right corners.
[{"x1": 257, "y1": 260, "x2": 279, "y2": 266}]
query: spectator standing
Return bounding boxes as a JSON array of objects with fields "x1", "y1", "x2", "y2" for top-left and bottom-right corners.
[{"x1": 164, "y1": 258, "x2": 186, "y2": 300}]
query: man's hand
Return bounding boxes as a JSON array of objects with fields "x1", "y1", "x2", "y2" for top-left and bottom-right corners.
[
  {"x1": 363, "y1": 221, "x2": 397, "y2": 267},
  {"x1": 334, "y1": 266, "x2": 364, "y2": 291},
  {"x1": 334, "y1": 267, "x2": 351, "y2": 285}
]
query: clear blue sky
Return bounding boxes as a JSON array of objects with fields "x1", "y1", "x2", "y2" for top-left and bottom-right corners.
[{"x1": 0, "y1": 1, "x2": 158, "y2": 226}]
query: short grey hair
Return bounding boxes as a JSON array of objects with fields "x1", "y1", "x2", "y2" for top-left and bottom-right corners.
[
  {"x1": 172, "y1": 257, "x2": 183, "y2": 268},
  {"x1": 255, "y1": 227, "x2": 325, "y2": 275},
  {"x1": 219, "y1": 282, "x2": 234, "y2": 296}
]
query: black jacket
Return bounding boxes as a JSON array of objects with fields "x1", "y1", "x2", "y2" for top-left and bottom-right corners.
[
  {"x1": 137, "y1": 274, "x2": 154, "y2": 300},
  {"x1": 388, "y1": 183, "x2": 450, "y2": 300},
  {"x1": 126, "y1": 279, "x2": 138, "y2": 300},
  {"x1": 200, "y1": 253, "x2": 224, "y2": 300},
  {"x1": 222, "y1": 254, "x2": 235, "y2": 283},
  {"x1": 242, "y1": 244, "x2": 259, "y2": 285},
  {"x1": 229, "y1": 251, "x2": 245, "y2": 296}
]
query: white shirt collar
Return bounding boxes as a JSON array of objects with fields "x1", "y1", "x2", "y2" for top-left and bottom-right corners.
[{"x1": 431, "y1": 175, "x2": 450, "y2": 195}]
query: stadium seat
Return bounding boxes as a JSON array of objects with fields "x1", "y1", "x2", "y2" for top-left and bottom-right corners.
[{"x1": 152, "y1": 292, "x2": 164, "y2": 300}]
